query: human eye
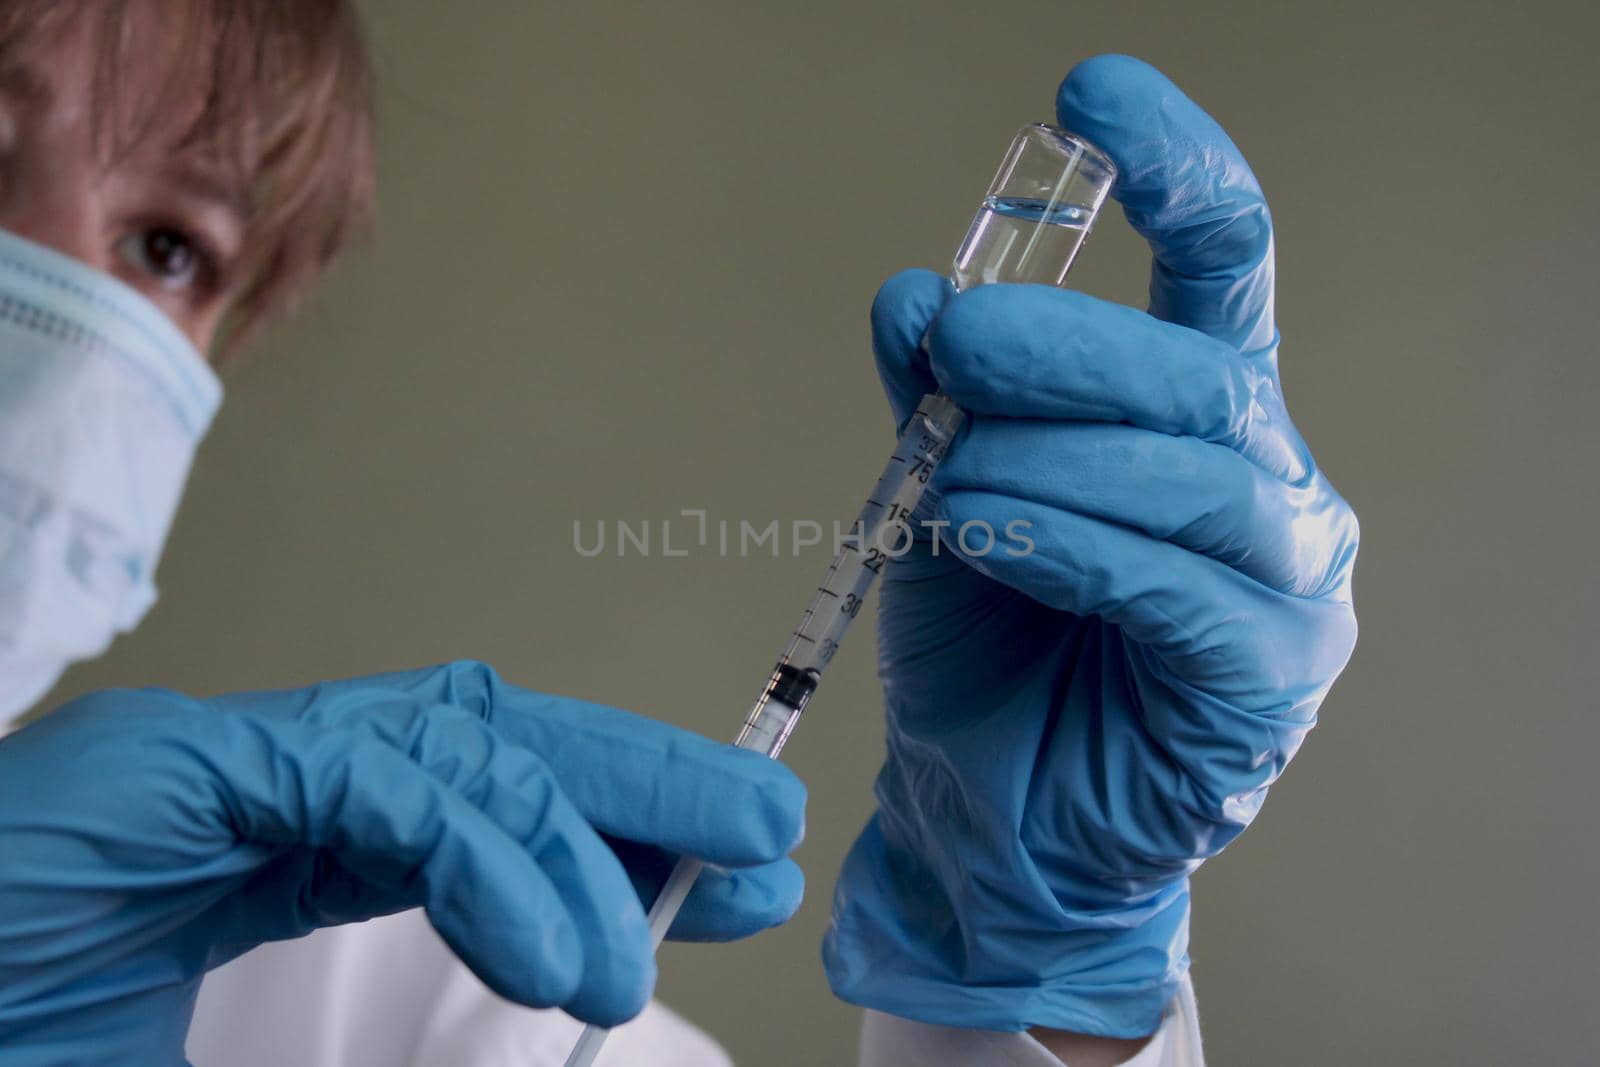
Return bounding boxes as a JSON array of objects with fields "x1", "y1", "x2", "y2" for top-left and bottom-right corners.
[{"x1": 115, "y1": 224, "x2": 222, "y2": 294}]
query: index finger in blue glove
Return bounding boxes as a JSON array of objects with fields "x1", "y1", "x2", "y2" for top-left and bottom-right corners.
[
  {"x1": 269, "y1": 690, "x2": 806, "y2": 946},
  {"x1": 225, "y1": 661, "x2": 807, "y2": 870},
  {"x1": 925, "y1": 284, "x2": 1310, "y2": 482},
  {"x1": 1057, "y1": 55, "x2": 1275, "y2": 356},
  {"x1": 445, "y1": 662, "x2": 807, "y2": 868}
]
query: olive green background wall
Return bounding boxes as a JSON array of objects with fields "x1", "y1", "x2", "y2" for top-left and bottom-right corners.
[{"x1": 46, "y1": 1, "x2": 1599, "y2": 1062}]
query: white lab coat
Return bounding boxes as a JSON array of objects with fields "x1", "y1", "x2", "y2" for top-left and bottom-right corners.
[{"x1": 185, "y1": 910, "x2": 1203, "y2": 1065}]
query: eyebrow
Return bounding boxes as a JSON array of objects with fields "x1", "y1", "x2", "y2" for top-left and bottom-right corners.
[{"x1": 162, "y1": 162, "x2": 252, "y2": 227}]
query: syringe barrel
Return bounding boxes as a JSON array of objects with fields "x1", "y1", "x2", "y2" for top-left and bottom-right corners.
[
  {"x1": 734, "y1": 392, "x2": 967, "y2": 758},
  {"x1": 735, "y1": 664, "x2": 817, "y2": 756}
]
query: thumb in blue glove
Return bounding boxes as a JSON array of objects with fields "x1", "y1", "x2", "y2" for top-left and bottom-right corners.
[{"x1": 0, "y1": 660, "x2": 806, "y2": 1064}]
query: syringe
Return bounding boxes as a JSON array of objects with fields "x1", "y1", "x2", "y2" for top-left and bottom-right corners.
[{"x1": 564, "y1": 123, "x2": 1114, "y2": 1067}]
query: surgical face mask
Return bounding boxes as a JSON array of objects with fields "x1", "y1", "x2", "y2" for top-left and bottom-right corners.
[{"x1": 0, "y1": 226, "x2": 221, "y2": 721}]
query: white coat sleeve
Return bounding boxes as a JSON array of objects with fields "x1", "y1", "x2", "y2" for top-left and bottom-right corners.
[{"x1": 856, "y1": 974, "x2": 1203, "y2": 1067}]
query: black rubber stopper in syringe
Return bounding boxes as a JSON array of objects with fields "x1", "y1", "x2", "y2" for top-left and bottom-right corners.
[{"x1": 767, "y1": 662, "x2": 820, "y2": 711}]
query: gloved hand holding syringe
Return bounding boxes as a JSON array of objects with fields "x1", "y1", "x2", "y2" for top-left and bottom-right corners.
[{"x1": 565, "y1": 122, "x2": 1116, "y2": 1067}]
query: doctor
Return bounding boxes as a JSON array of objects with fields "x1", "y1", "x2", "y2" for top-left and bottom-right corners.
[{"x1": 0, "y1": 3, "x2": 1357, "y2": 1066}]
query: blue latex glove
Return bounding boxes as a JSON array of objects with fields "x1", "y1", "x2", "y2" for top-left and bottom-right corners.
[
  {"x1": 0, "y1": 661, "x2": 805, "y2": 1064},
  {"x1": 823, "y1": 55, "x2": 1359, "y2": 1038}
]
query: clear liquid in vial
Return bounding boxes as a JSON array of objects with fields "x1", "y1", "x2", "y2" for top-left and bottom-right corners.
[{"x1": 952, "y1": 196, "x2": 1092, "y2": 291}]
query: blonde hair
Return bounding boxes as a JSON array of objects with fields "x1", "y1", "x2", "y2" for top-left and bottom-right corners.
[{"x1": 0, "y1": 0, "x2": 376, "y2": 360}]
